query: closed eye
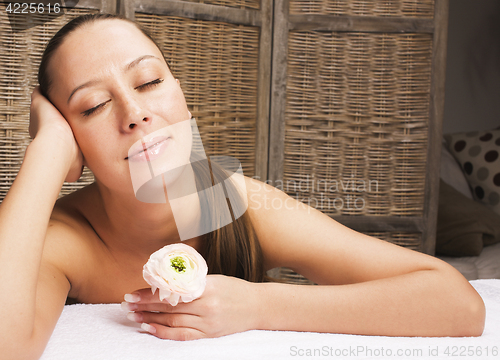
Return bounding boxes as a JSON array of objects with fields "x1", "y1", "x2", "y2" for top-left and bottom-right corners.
[
  {"x1": 81, "y1": 99, "x2": 111, "y2": 117},
  {"x1": 80, "y1": 78, "x2": 163, "y2": 117},
  {"x1": 136, "y1": 78, "x2": 164, "y2": 90}
]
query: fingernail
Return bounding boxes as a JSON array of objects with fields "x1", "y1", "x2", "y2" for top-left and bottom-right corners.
[
  {"x1": 127, "y1": 312, "x2": 143, "y2": 322},
  {"x1": 121, "y1": 302, "x2": 137, "y2": 311},
  {"x1": 141, "y1": 323, "x2": 156, "y2": 334},
  {"x1": 127, "y1": 312, "x2": 136, "y2": 322},
  {"x1": 124, "y1": 293, "x2": 140, "y2": 303}
]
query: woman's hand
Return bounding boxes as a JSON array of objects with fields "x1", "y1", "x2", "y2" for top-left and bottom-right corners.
[
  {"x1": 122, "y1": 275, "x2": 262, "y2": 341},
  {"x1": 29, "y1": 86, "x2": 84, "y2": 182}
]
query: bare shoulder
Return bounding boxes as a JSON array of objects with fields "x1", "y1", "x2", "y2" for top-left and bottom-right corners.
[
  {"x1": 242, "y1": 175, "x2": 322, "y2": 225},
  {"x1": 43, "y1": 185, "x2": 100, "y2": 299},
  {"x1": 49, "y1": 184, "x2": 98, "y2": 240},
  {"x1": 241, "y1": 176, "x2": 322, "y2": 269},
  {"x1": 243, "y1": 176, "x2": 303, "y2": 207}
]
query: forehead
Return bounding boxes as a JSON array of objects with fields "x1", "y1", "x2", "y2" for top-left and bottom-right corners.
[{"x1": 48, "y1": 19, "x2": 164, "y2": 96}]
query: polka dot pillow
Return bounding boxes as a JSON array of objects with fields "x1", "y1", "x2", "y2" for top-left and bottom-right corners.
[{"x1": 445, "y1": 129, "x2": 500, "y2": 215}]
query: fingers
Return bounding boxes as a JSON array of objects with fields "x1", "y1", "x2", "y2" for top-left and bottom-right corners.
[
  {"x1": 29, "y1": 87, "x2": 42, "y2": 139},
  {"x1": 122, "y1": 301, "x2": 189, "y2": 314},
  {"x1": 142, "y1": 322, "x2": 206, "y2": 341},
  {"x1": 123, "y1": 288, "x2": 208, "y2": 341},
  {"x1": 125, "y1": 288, "x2": 159, "y2": 303},
  {"x1": 30, "y1": 86, "x2": 41, "y2": 100},
  {"x1": 29, "y1": 86, "x2": 49, "y2": 110},
  {"x1": 128, "y1": 311, "x2": 201, "y2": 329},
  {"x1": 123, "y1": 288, "x2": 196, "y2": 313},
  {"x1": 29, "y1": 85, "x2": 67, "y2": 139}
]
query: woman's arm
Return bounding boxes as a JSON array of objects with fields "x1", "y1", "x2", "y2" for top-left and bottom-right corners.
[
  {"x1": 246, "y1": 178, "x2": 485, "y2": 337},
  {"x1": 0, "y1": 89, "x2": 81, "y2": 359},
  {"x1": 123, "y1": 178, "x2": 484, "y2": 340}
]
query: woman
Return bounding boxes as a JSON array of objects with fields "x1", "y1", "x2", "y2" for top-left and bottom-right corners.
[{"x1": 0, "y1": 13, "x2": 485, "y2": 360}]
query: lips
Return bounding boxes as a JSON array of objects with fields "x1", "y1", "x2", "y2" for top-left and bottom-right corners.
[{"x1": 126, "y1": 136, "x2": 171, "y2": 162}]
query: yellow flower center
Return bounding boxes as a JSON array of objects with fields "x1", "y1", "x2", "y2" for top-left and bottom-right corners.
[{"x1": 170, "y1": 256, "x2": 186, "y2": 273}]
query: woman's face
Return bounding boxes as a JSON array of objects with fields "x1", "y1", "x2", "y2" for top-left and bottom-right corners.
[{"x1": 46, "y1": 19, "x2": 192, "y2": 194}]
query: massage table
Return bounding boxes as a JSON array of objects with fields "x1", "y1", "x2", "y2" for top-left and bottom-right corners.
[{"x1": 40, "y1": 279, "x2": 500, "y2": 360}]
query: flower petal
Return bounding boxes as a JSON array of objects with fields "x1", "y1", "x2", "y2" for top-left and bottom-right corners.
[{"x1": 143, "y1": 243, "x2": 208, "y2": 306}]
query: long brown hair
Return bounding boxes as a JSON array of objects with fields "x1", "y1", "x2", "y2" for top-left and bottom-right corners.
[{"x1": 37, "y1": 13, "x2": 267, "y2": 283}]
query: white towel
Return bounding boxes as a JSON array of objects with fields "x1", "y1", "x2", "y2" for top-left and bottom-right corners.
[{"x1": 40, "y1": 280, "x2": 500, "y2": 360}]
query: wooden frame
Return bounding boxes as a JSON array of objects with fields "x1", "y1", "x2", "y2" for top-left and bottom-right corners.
[
  {"x1": 422, "y1": 0, "x2": 449, "y2": 254},
  {"x1": 268, "y1": 0, "x2": 449, "y2": 255},
  {"x1": 72, "y1": 0, "x2": 116, "y2": 13},
  {"x1": 119, "y1": 0, "x2": 273, "y2": 181}
]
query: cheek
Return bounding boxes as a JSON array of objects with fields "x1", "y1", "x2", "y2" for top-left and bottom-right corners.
[
  {"x1": 149, "y1": 86, "x2": 189, "y2": 123},
  {"x1": 72, "y1": 125, "x2": 117, "y2": 165}
]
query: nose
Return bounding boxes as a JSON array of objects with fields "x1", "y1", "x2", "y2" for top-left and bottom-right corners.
[
  {"x1": 119, "y1": 95, "x2": 153, "y2": 133},
  {"x1": 128, "y1": 117, "x2": 150, "y2": 130}
]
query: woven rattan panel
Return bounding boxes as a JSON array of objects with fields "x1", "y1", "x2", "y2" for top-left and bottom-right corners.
[
  {"x1": 0, "y1": 6, "x2": 97, "y2": 202},
  {"x1": 274, "y1": 231, "x2": 421, "y2": 285},
  {"x1": 365, "y1": 231, "x2": 422, "y2": 250},
  {"x1": 283, "y1": 31, "x2": 432, "y2": 217},
  {"x1": 289, "y1": 0, "x2": 434, "y2": 17},
  {"x1": 136, "y1": 13, "x2": 259, "y2": 177},
  {"x1": 179, "y1": 0, "x2": 260, "y2": 10}
]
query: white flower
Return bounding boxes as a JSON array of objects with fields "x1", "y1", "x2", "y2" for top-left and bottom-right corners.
[{"x1": 143, "y1": 243, "x2": 208, "y2": 306}]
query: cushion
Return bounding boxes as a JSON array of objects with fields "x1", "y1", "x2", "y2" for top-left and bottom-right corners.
[
  {"x1": 440, "y1": 142, "x2": 473, "y2": 199},
  {"x1": 436, "y1": 180, "x2": 500, "y2": 257},
  {"x1": 438, "y1": 242, "x2": 500, "y2": 280},
  {"x1": 444, "y1": 129, "x2": 500, "y2": 214}
]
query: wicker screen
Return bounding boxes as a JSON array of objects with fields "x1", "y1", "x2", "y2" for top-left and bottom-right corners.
[
  {"x1": 136, "y1": 13, "x2": 260, "y2": 177},
  {"x1": 178, "y1": 0, "x2": 260, "y2": 10},
  {"x1": 290, "y1": 0, "x2": 434, "y2": 17},
  {"x1": 283, "y1": 31, "x2": 432, "y2": 218},
  {"x1": 270, "y1": 0, "x2": 445, "y2": 284},
  {"x1": 0, "y1": 6, "x2": 99, "y2": 202}
]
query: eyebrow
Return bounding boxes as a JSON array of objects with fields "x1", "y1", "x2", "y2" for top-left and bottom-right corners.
[{"x1": 67, "y1": 55, "x2": 162, "y2": 104}]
